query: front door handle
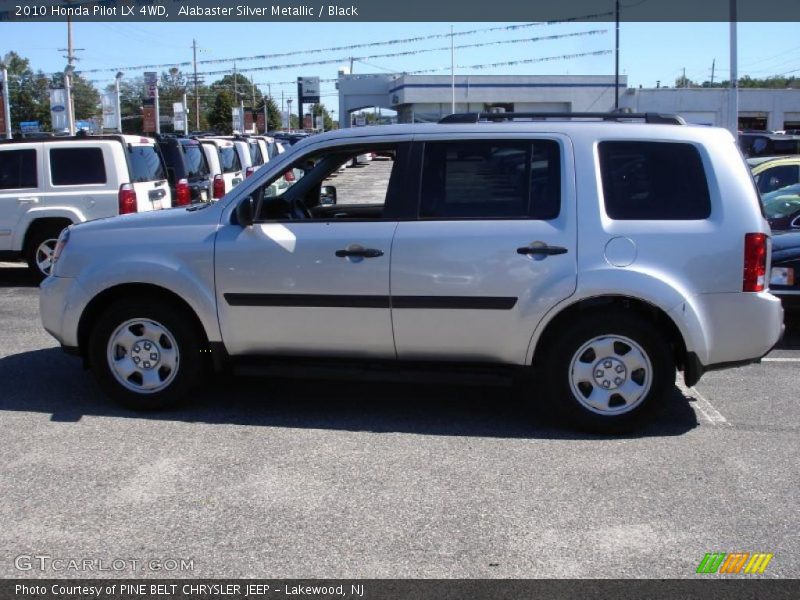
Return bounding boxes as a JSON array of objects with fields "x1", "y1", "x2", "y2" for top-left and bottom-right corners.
[
  {"x1": 335, "y1": 247, "x2": 384, "y2": 258},
  {"x1": 517, "y1": 243, "x2": 568, "y2": 256}
]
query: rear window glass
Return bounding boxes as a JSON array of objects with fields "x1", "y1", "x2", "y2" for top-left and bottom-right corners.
[
  {"x1": 50, "y1": 147, "x2": 106, "y2": 186},
  {"x1": 267, "y1": 142, "x2": 279, "y2": 159},
  {"x1": 249, "y1": 142, "x2": 264, "y2": 166},
  {"x1": 599, "y1": 141, "x2": 711, "y2": 220},
  {"x1": 219, "y1": 147, "x2": 241, "y2": 173},
  {"x1": 128, "y1": 145, "x2": 166, "y2": 182},
  {"x1": 420, "y1": 139, "x2": 561, "y2": 220},
  {"x1": 182, "y1": 145, "x2": 209, "y2": 178},
  {"x1": 0, "y1": 149, "x2": 37, "y2": 189}
]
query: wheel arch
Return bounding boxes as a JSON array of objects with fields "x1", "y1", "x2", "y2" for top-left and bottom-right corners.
[
  {"x1": 22, "y1": 216, "x2": 74, "y2": 252},
  {"x1": 77, "y1": 283, "x2": 213, "y2": 368},
  {"x1": 529, "y1": 295, "x2": 688, "y2": 374}
]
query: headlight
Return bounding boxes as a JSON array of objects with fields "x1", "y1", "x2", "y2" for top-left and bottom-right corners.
[{"x1": 51, "y1": 227, "x2": 71, "y2": 269}]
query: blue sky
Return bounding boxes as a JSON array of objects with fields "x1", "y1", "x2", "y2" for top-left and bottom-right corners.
[{"x1": 2, "y1": 20, "x2": 798, "y2": 113}]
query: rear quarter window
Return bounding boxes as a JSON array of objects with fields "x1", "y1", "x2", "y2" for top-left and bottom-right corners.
[
  {"x1": 0, "y1": 149, "x2": 37, "y2": 189},
  {"x1": 128, "y1": 145, "x2": 166, "y2": 182},
  {"x1": 50, "y1": 147, "x2": 107, "y2": 186},
  {"x1": 599, "y1": 141, "x2": 711, "y2": 220}
]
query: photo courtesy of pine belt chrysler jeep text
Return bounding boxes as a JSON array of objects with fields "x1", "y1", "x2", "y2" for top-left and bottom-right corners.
[{"x1": 39, "y1": 113, "x2": 785, "y2": 432}]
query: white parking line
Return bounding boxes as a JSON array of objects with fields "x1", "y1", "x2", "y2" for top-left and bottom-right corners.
[
  {"x1": 676, "y1": 378, "x2": 732, "y2": 427},
  {"x1": 762, "y1": 357, "x2": 800, "y2": 362}
]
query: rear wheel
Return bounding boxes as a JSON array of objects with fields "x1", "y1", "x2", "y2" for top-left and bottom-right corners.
[
  {"x1": 541, "y1": 311, "x2": 674, "y2": 433},
  {"x1": 25, "y1": 223, "x2": 68, "y2": 279},
  {"x1": 88, "y1": 298, "x2": 203, "y2": 410}
]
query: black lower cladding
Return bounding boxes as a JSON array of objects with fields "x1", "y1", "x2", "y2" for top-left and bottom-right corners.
[{"x1": 223, "y1": 294, "x2": 517, "y2": 310}]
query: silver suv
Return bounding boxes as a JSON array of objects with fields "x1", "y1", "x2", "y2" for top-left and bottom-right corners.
[{"x1": 39, "y1": 113, "x2": 785, "y2": 432}]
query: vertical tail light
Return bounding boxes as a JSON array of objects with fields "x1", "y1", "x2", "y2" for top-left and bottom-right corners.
[
  {"x1": 213, "y1": 174, "x2": 225, "y2": 199},
  {"x1": 175, "y1": 178, "x2": 191, "y2": 206},
  {"x1": 245, "y1": 166, "x2": 255, "y2": 178},
  {"x1": 743, "y1": 233, "x2": 768, "y2": 292},
  {"x1": 284, "y1": 170, "x2": 295, "y2": 182},
  {"x1": 118, "y1": 183, "x2": 137, "y2": 214}
]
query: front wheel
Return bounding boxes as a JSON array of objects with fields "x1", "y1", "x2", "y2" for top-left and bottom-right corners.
[
  {"x1": 25, "y1": 224, "x2": 67, "y2": 279},
  {"x1": 542, "y1": 311, "x2": 674, "y2": 433},
  {"x1": 88, "y1": 299, "x2": 203, "y2": 410}
]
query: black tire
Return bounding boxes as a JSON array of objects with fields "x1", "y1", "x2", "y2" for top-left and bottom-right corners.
[
  {"x1": 25, "y1": 223, "x2": 68, "y2": 280},
  {"x1": 88, "y1": 298, "x2": 203, "y2": 410},
  {"x1": 541, "y1": 311, "x2": 674, "y2": 434}
]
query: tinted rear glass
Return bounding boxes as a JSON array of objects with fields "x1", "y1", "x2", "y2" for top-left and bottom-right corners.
[
  {"x1": 50, "y1": 147, "x2": 106, "y2": 186},
  {"x1": 599, "y1": 141, "x2": 711, "y2": 220},
  {"x1": 249, "y1": 142, "x2": 263, "y2": 166},
  {"x1": 0, "y1": 149, "x2": 37, "y2": 189},
  {"x1": 182, "y1": 145, "x2": 209, "y2": 178},
  {"x1": 219, "y1": 147, "x2": 241, "y2": 173},
  {"x1": 128, "y1": 145, "x2": 166, "y2": 182}
]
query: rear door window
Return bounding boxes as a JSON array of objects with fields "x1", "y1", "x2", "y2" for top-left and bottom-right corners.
[
  {"x1": 128, "y1": 145, "x2": 166, "y2": 182},
  {"x1": 599, "y1": 141, "x2": 711, "y2": 220},
  {"x1": 0, "y1": 149, "x2": 37, "y2": 189},
  {"x1": 182, "y1": 144, "x2": 209, "y2": 179},
  {"x1": 419, "y1": 139, "x2": 561, "y2": 220},
  {"x1": 50, "y1": 147, "x2": 106, "y2": 186}
]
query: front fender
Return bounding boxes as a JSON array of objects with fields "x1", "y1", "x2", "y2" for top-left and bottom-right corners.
[
  {"x1": 73, "y1": 259, "x2": 222, "y2": 345},
  {"x1": 524, "y1": 267, "x2": 711, "y2": 365}
]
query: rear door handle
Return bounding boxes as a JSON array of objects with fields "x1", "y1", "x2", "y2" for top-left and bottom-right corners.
[
  {"x1": 335, "y1": 248, "x2": 384, "y2": 258},
  {"x1": 517, "y1": 244, "x2": 568, "y2": 256}
]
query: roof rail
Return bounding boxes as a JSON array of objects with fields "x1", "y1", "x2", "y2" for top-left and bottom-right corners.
[{"x1": 438, "y1": 112, "x2": 686, "y2": 125}]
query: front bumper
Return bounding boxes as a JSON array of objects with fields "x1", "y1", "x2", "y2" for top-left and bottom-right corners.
[{"x1": 39, "y1": 275, "x2": 89, "y2": 349}]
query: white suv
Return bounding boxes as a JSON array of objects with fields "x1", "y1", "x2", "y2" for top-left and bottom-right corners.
[
  {"x1": 0, "y1": 134, "x2": 171, "y2": 277},
  {"x1": 39, "y1": 113, "x2": 784, "y2": 432}
]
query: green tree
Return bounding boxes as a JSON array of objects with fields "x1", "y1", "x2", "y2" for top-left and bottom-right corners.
[
  {"x1": 258, "y1": 95, "x2": 281, "y2": 132},
  {"x1": 309, "y1": 102, "x2": 334, "y2": 130},
  {"x1": 2, "y1": 52, "x2": 44, "y2": 130},
  {"x1": 208, "y1": 90, "x2": 234, "y2": 134}
]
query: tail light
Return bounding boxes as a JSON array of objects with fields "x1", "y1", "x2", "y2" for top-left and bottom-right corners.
[
  {"x1": 118, "y1": 183, "x2": 137, "y2": 214},
  {"x1": 284, "y1": 170, "x2": 295, "y2": 182},
  {"x1": 175, "y1": 178, "x2": 191, "y2": 206},
  {"x1": 245, "y1": 166, "x2": 255, "y2": 178},
  {"x1": 213, "y1": 174, "x2": 225, "y2": 199},
  {"x1": 743, "y1": 233, "x2": 768, "y2": 292}
]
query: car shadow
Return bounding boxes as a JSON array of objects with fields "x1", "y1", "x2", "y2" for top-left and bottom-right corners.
[
  {"x1": 0, "y1": 348, "x2": 699, "y2": 439},
  {"x1": 775, "y1": 316, "x2": 800, "y2": 350},
  {"x1": 0, "y1": 265, "x2": 39, "y2": 288}
]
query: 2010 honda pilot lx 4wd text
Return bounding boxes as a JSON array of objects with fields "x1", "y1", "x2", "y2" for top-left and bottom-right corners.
[{"x1": 40, "y1": 113, "x2": 785, "y2": 432}]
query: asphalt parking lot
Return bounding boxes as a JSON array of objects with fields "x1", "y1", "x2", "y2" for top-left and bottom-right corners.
[{"x1": 0, "y1": 263, "x2": 798, "y2": 579}]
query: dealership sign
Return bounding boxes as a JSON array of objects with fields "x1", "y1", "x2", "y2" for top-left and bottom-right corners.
[
  {"x1": 297, "y1": 77, "x2": 320, "y2": 103},
  {"x1": 144, "y1": 72, "x2": 158, "y2": 99}
]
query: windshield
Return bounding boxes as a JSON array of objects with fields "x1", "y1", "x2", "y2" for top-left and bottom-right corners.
[
  {"x1": 219, "y1": 146, "x2": 241, "y2": 173},
  {"x1": 762, "y1": 184, "x2": 800, "y2": 218},
  {"x1": 182, "y1": 144, "x2": 209, "y2": 179},
  {"x1": 128, "y1": 145, "x2": 166, "y2": 182}
]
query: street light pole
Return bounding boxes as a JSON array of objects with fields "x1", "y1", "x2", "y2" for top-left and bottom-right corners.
[
  {"x1": 114, "y1": 72, "x2": 123, "y2": 133},
  {"x1": 1, "y1": 64, "x2": 11, "y2": 139},
  {"x1": 64, "y1": 65, "x2": 75, "y2": 136}
]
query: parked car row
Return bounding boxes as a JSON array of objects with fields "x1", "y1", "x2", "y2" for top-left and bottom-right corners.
[{"x1": 0, "y1": 132, "x2": 299, "y2": 277}]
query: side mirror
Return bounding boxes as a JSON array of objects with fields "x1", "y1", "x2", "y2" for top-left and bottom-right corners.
[
  {"x1": 320, "y1": 185, "x2": 337, "y2": 206},
  {"x1": 236, "y1": 196, "x2": 255, "y2": 227}
]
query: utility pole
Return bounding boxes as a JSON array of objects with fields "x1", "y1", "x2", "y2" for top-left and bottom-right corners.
[
  {"x1": 710, "y1": 58, "x2": 716, "y2": 86},
  {"x1": 192, "y1": 39, "x2": 200, "y2": 129},
  {"x1": 614, "y1": 0, "x2": 620, "y2": 110},
  {"x1": 58, "y1": 15, "x2": 84, "y2": 68},
  {"x1": 729, "y1": 0, "x2": 739, "y2": 136},
  {"x1": 450, "y1": 24, "x2": 455, "y2": 115},
  {"x1": 182, "y1": 91, "x2": 188, "y2": 135},
  {"x1": 114, "y1": 71, "x2": 123, "y2": 133}
]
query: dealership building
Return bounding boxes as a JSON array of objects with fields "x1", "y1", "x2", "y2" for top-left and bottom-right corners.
[{"x1": 336, "y1": 73, "x2": 800, "y2": 131}]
